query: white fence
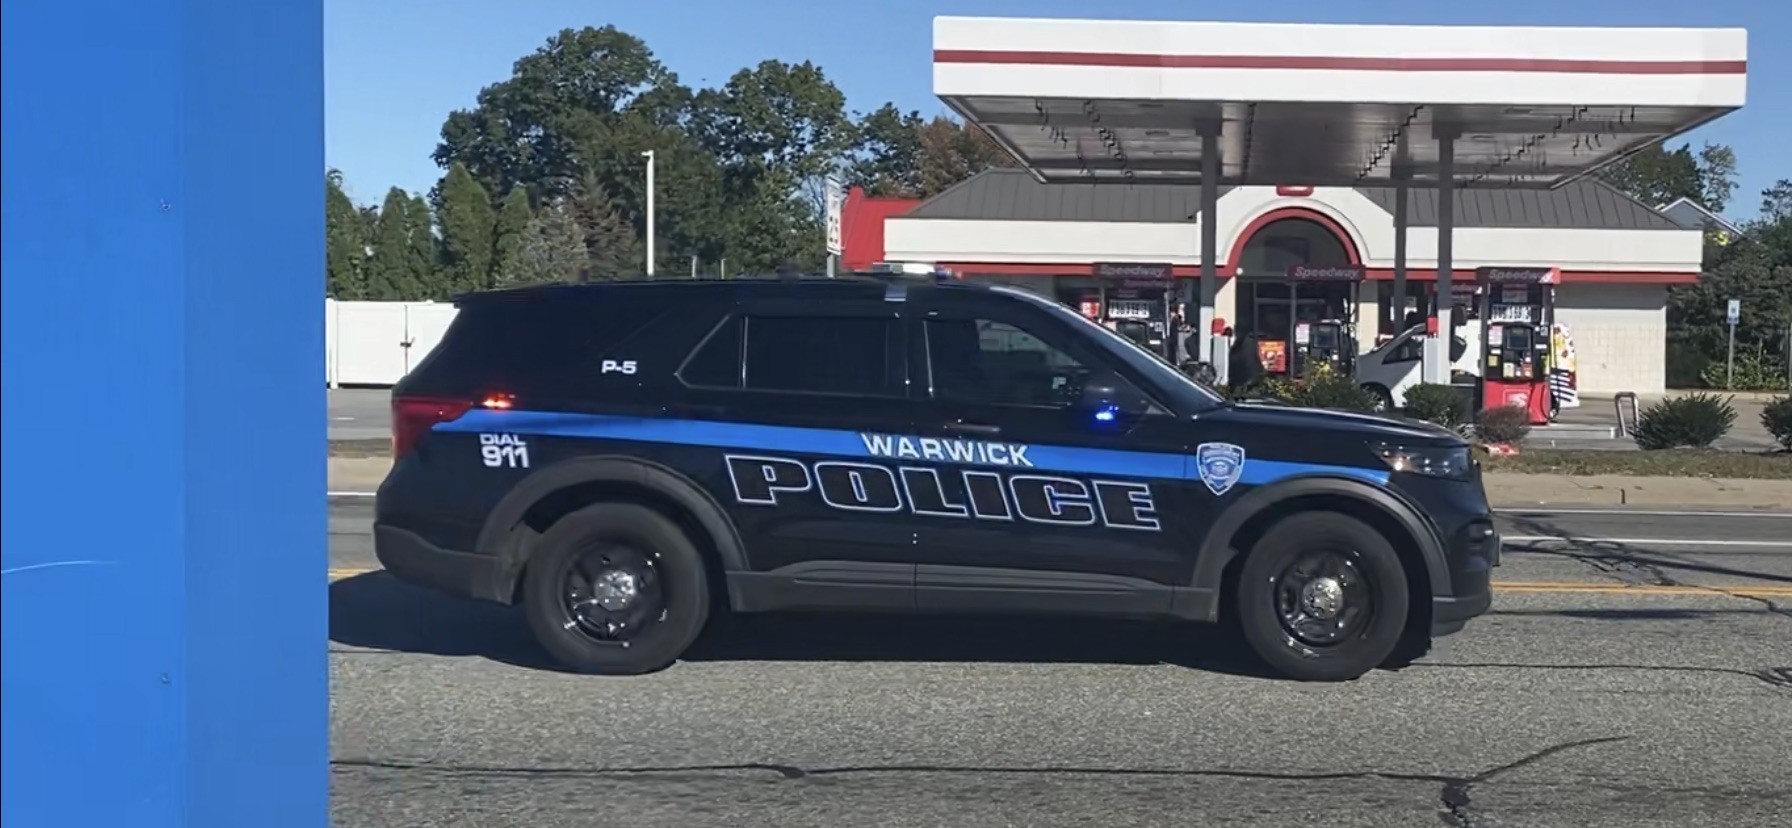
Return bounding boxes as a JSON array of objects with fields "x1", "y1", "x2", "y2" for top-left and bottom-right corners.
[{"x1": 325, "y1": 299, "x2": 459, "y2": 387}]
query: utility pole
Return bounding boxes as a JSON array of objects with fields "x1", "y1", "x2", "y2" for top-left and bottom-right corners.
[
  {"x1": 641, "y1": 150, "x2": 656, "y2": 279},
  {"x1": 1726, "y1": 298, "x2": 1740, "y2": 389}
]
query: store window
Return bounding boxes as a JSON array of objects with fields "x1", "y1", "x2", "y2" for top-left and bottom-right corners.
[{"x1": 1234, "y1": 218, "x2": 1356, "y2": 344}]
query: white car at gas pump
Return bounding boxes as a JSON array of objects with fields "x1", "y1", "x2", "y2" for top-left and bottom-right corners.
[{"x1": 1354, "y1": 267, "x2": 1568, "y2": 424}]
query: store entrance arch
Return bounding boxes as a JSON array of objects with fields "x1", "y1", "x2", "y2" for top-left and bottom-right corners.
[{"x1": 1233, "y1": 216, "x2": 1358, "y2": 349}]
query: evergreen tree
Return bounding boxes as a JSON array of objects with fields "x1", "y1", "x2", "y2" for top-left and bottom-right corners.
[
  {"x1": 498, "y1": 199, "x2": 589, "y2": 287},
  {"x1": 406, "y1": 193, "x2": 440, "y2": 297},
  {"x1": 325, "y1": 169, "x2": 369, "y2": 299},
  {"x1": 570, "y1": 173, "x2": 643, "y2": 280},
  {"x1": 489, "y1": 185, "x2": 534, "y2": 288},
  {"x1": 367, "y1": 187, "x2": 416, "y2": 299},
  {"x1": 433, "y1": 162, "x2": 496, "y2": 294}
]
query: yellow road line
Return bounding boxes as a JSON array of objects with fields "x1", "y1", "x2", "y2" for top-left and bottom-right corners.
[{"x1": 323, "y1": 568, "x2": 1792, "y2": 596}]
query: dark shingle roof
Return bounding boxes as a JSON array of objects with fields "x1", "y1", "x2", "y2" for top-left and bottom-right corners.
[
  {"x1": 904, "y1": 169, "x2": 1232, "y2": 222},
  {"x1": 1354, "y1": 180, "x2": 1681, "y2": 230},
  {"x1": 900, "y1": 170, "x2": 1681, "y2": 230}
]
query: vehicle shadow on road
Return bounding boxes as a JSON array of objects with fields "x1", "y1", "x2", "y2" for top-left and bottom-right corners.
[{"x1": 328, "y1": 572, "x2": 1279, "y2": 678}]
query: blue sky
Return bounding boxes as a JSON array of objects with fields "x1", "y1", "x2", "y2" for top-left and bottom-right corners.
[{"x1": 325, "y1": 0, "x2": 1786, "y2": 219}]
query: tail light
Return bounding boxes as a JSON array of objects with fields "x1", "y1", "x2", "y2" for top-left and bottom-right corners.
[{"x1": 391, "y1": 396, "x2": 472, "y2": 459}]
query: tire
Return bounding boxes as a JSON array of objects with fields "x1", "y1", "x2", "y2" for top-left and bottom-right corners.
[
  {"x1": 1234, "y1": 512, "x2": 1412, "y2": 682},
  {"x1": 1363, "y1": 384, "x2": 1394, "y2": 413},
  {"x1": 521, "y1": 502, "x2": 711, "y2": 675}
]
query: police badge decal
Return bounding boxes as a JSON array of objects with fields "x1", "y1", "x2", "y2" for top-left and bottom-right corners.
[{"x1": 1195, "y1": 442, "x2": 1246, "y2": 496}]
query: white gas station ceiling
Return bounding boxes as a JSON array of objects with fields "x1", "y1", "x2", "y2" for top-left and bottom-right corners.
[
  {"x1": 933, "y1": 16, "x2": 1748, "y2": 189},
  {"x1": 946, "y1": 97, "x2": 1728, "y2": 189}
]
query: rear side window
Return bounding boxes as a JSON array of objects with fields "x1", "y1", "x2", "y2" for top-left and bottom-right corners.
[
  {"x1": 680, "y1": 314, "x2": 898, "y2": 397},
  {"x1": 414, "y1": 298, "x2": 669, "y2": 396}
]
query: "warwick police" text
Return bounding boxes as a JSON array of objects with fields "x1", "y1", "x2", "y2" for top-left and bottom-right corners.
[{"x1": 724, "y1": 454, "x2": 1160, "y2": 531}]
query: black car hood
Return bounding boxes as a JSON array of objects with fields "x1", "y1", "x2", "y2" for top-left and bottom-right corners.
[{"x1": 1203, "y1": 402, "x2": 1467, "y2": 444}]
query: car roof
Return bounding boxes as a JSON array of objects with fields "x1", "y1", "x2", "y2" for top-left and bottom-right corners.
[{"x1": 453, "y1": 275, "x2": 996, "y2": 308}]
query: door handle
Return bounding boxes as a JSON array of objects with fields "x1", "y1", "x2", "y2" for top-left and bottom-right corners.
[{"x1": 943, "y1": 421, "x2": 1002, "y2": 436}]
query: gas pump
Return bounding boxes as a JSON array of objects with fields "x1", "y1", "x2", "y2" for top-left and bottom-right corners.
[
  {"x1": 1092, "y1": 263, "x2": 1178, "y2": 362},
  {"x1": 1286, "y1": 264, "x2": 1366, "y2": 378},
  {"x1": 1475, "y1": 266, "x2": 1559, "y2": 424}
]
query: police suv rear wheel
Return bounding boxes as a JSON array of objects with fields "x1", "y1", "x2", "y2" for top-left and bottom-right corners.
[
  {"x1": 1235, "y1": 512, "x2": 1410, "y2": 682},
  {"x1": 522, "y1": 502, "x2": 711, "y2": 675}
]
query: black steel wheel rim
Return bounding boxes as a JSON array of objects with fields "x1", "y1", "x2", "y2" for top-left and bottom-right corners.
[
  {"x1": 558, "y1": 542, "x2": 667, "y2": 646},
  {"x1": 1272, "y1": 548, "x2": 1375, "y2": 648}
]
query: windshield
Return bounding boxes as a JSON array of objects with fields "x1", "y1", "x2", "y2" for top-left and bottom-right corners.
[{"x1": 991, "y1": 286, "x2": 1227, "y2": 410}]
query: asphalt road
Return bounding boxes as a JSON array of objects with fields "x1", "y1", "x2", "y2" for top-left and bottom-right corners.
[
  {"x1": 330, "y1": 388, "x2": 391, "y2": 441},
  {"x1": 329, "y1": 500, "x2": 1792, "y2": 827}
]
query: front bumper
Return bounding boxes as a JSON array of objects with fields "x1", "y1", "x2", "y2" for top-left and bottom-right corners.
[{"x1": 1430, "y1": 517, "x2": 1498, "y2": 637}]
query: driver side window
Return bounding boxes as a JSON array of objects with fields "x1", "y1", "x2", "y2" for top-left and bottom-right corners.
[
  {"x1": 1388, "y1": 336, "x2": 1424, "y2": 363},
  {"x1": 926, "y1": 318, "x2": 1090, "y2": 407}
]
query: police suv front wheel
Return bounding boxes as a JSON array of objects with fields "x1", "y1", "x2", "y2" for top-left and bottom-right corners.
[
  {"x1": 522, "y1": 502, "x2": 711, "y2": 675},
  {"x1": 1234, "y1": 512, "x2": 1411, "y2": 682}
]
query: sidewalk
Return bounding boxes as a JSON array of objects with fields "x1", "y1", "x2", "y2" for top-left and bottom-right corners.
[
  {"x1": 1482, "y1": 472, "x2": 1792, "y2": 508},
  {"x1": 327, "y1": 457, "x2": 1792, "y2": 510},
  {"x1": 1531, "y1": 393, "x2": 1782, "y2": 453}
]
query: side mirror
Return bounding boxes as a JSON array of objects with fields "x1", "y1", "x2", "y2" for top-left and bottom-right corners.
[{"x1": 1081, "y1": 369, "x2": 1151, "y2": 420}]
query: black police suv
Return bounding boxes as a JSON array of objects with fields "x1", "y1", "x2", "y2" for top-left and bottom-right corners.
[{"x1": 374, "y1": 275, "x2": 1497, "y2": 682}]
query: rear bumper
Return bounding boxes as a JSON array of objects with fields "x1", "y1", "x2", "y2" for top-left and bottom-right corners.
[{"x1": 373, "y1": 523, "x2": 511, "y2": 604}]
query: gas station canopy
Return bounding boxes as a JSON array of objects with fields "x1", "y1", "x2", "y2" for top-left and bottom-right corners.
[{"x1": 934, "y1": 16, "x2": 1748, "y2": 188}]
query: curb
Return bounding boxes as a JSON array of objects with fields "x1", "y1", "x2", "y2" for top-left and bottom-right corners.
[{"x1": 328, "y1": 457, "x2": 1792, "y2": 510}]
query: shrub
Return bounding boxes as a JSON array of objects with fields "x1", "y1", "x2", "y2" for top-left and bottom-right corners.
[
  {"x1": 1630, "y1": 393, "x2": 1737, "y2": 450},
  {"x1": 1288, "y1": 372, "x2": 1379, "y2": 411},
  {"x1": 1697, "y1": 352, "x2": 1790, "y2": 392},
  {"x1": 1229, "y1": 375, "x2": 1298, "y2": 403},
  {"x1": 1761, "y1": 396, "x2": 1792, "y2": 452},
  {"x1": 1476, "y1": 405, "x2": 1533, "y2": 445},
  {"x1": 1402, "y1": 383, "x2": 1470, "y2": 431}
]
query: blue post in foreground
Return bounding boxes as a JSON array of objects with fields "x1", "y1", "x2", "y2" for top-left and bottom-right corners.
[{"x1": 2, "y1": 1, "x2": 327, "y2": 826}]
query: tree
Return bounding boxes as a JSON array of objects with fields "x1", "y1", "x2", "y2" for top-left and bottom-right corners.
[
  {"x1": 568, "y1": 173, "x2": 643, "y2": 280},
  {"x1": 845, "y1": 104, "x2": 926, "y2": 197},
  {"x1": 845, "y1": 109, "x2": 1016, "y2": 199},
  {"x1": 1696, "y1": 144, "x2": 1738, "y2": 214},
  {"x1": 406, "y1": 194, "x2": 441, "y2": 297},
  {"x1": 1760, "y1": 179, "x2": 1792, "y2": 224},
  {"x1": 498, "y1": 199, "x2": 589, "y2": 286},
  {"x1": 686, "y1": 59, "x2": 855, "y2": 272},
  {"x1": 433, "y1": 26, "x2": 682, "y2": 204},
  {"x1": 433, "y1": 162, "x2": 495, "y2": 294},
  {"x1": 367, "y1": 187, "x2": 419, "y2": 300},
  {"x1": 325, "y1": 169, "x2": 369, "y2": 299},
  {"x1": 691, "y1": 60, "x2": 855, "y2": 183},
  {"x1": 434, "y1": 26, "x2": 728, "y2": 272},
  {"x1": 488, "y1": 185, "x2": 534, "y2": 288},
  {"x1": 1598, "y1": 140, "x2": 1735, "y2": 213},
  {"x1": 1666, "y1": 179, "x2": 1792, "y2": 386},
  {"x1": 916, "y1": 116, "x2": 1016, "y2": 197}
]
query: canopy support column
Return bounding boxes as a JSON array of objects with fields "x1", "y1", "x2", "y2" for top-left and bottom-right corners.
[
  {"x1": 1197, "y1": 119, "x2": 1223, "y2": 382},
  {"x1": 1391, "y1": 132, "x2": 1411, "y2": 335},
  {"x1": 1425, "y1": 126, "x2": 1460, "y2": 385}
]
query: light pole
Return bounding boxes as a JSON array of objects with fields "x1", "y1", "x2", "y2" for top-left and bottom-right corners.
[{"x1": 641, "y1": 149, "x2": 656, "y2": 279}]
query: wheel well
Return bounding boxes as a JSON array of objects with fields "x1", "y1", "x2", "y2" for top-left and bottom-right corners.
[
  {"x1": 505, "y1": 481, "x2": 732, "y2": 609},
  {"x1": 1218, "y1": 493, "x2": 1432, "y2": 639}
]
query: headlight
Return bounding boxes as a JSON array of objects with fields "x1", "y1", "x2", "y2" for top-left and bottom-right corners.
[{"x1": 1372, "y1": 442, "x2": 1472, "y2": 480}]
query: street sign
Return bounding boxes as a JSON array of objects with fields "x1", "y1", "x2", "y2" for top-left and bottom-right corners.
[
  {"x1": 824, "y1": 177, "x2": 844, "y2": 256},
  {"x1": 1727, "y1": 298, "x2": 1741, "y2": 325}
]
